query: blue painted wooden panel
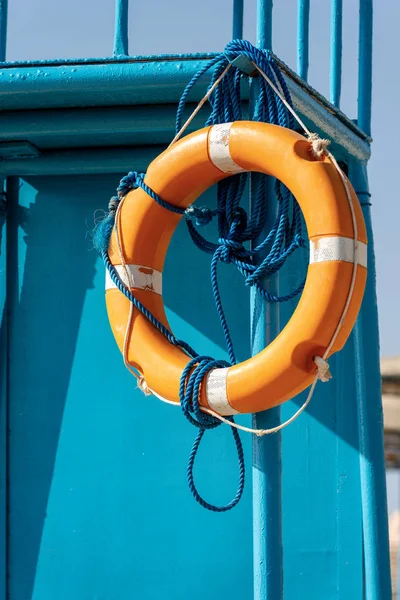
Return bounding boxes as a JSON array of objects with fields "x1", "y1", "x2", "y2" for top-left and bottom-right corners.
[{"x1": 6, "y1": 174, "x2": 254, "y2": 600}]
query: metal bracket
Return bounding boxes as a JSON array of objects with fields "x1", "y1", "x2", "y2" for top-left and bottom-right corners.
[{"x1": 227, "y1": 54, "x2": 258, "y2": 77}]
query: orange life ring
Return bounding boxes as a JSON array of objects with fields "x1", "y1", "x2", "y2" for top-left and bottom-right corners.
[{"x1": 105, "y1": 121, "x2": 367, "y2": 416}]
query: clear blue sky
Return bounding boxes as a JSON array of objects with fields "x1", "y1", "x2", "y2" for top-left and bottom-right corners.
[{"x1": 5, "y1": 0, "x2": 399, "y2": 357}]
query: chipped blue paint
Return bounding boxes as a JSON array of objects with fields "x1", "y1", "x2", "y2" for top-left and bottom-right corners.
[{"x1": 0, "y1": 58, "x2": 213, "y2": 110}]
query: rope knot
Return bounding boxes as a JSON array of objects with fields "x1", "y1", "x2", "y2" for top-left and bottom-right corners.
[
  {"x1": 185, "y1": 205, "x2": 214, "y2": 226},
  {"x1": 137, "y1": 375, "x2": 152, "y2": 396},
  {"x1": 314, "y1": 356, "x2": 332, "y2": 383},
  {"x1": 308, "y1": 133, "x2": 330, "y2": 160},
  {"x1": 231, "y1": 206, "x2": 248, "y2": 233},
  {"x1": 108, "y1": 195, "x2": 120, "y2": 213},
  {"x1": 117, "y1": 171, "x2": 144, "y2": 198}
]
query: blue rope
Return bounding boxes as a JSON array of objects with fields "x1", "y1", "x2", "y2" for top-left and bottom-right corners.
[{"x1": 94, "y1": 39, "x2": 306, "y2": 512}]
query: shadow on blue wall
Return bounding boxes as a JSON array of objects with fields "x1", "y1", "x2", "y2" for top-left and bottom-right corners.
[
  {"x1": 7, "y1": 175, "x2": 99, "y2": 600},
  {"x1": 6, "y1": 174, "x2": 254, "y2": 600}
]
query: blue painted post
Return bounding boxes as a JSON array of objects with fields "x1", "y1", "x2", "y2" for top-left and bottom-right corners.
[
  {"x1": 297, "y1": 0, "x2": 310, "y2": 81},
  {"x1": 330, "y1": 0, "x2": 343, "y2": 107},
  {"x1": 358, "y1": 0, "x2": 373, "y2": 136},
  {"x1": 113, "y1": 0, "x2": 129, "y2": 57},
  {"x1": 252, "y1": 3, "x2": 283, "y2": 600},
  {"x1": 0, "y1": 0, "x2": 7, "y2": 62},
  {"x1": 0, "y1": 188, "x2": 6, "y2": 600},
  {"x1": 350, "y1": 161, "x2": 392, "y2": 600},
  {"x1": 232, "y1": 0, "x2": 244, "y2": 39},
  {"x1": 0, "y1": 6, "x2": 7, "y2": 597},
  {"x1": 256, "y1": 0, "x2": 273, "y2": 50}
]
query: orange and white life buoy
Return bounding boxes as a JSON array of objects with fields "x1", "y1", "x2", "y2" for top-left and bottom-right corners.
[{"x1": 105, "y1": 121, "x2": 367, "y2": 416}]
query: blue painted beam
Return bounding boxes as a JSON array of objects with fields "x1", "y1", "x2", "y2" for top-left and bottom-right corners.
[
  {"x1": 0, "y1": 58, "x2": 214, "y2": 111},
  {"x1": 233, "y1": 0, "x2": 244, "y2": 39},
  {"x1": 0, "y1": 146, "x2": 162, "y2": 177},
  {"x1": 113, "y1": 0, "x2": 129, "y2": 57},
  {"x1": 358, "y1": 0, "x2": 373, "y2": 136},
  {"x1": 350, "y1": 160, "x2": 392, "y2": 600},
  {"x1": 330, "y1": 0, "x2": 343, "y2": 107},
  {"x1": 297, "y1": 0, "x2": 310, "y2": 81},
  {"x1": 0, "y1": 105, "x2": 210, "y2": 149}
]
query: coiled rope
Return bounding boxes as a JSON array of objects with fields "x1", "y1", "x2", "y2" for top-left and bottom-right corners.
[{"x1": 93, "y1": 39, "x2": 356, "y2": 512}]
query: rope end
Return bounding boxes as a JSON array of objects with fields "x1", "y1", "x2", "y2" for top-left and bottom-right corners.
[
  {"x1": 308, "y1": 133, "x2": 330, "y2": 160},
  {"x1": 137, "y1": 376, "x2": 152, "y2": 396},
  {"x1": 314, "y1": 356, "x2": 332, "y2": 383}
]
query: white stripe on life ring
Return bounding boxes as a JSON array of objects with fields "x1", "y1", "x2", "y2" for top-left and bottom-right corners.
[
  {"x1": 309, "y1": 236, "x2": 367, "y2": 268},
  {"x1": 208, "y1": 123, "x2": 246, "y2": 174},
  {"x1": 205, "y1": 368, "x2": 238, "y2": 415},
  {"x1": 106, "y1": 264, "x2": 162, "y2": 295}
]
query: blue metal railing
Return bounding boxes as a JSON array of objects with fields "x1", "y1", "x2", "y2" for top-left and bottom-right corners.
[
  {"x1": 233, "y1": 0, "x2": 244, "y2": 41},
  {"x1": 113, "y1": 0, "x2": 129, "y2": 57},
  {"x1": 0, "y1": 0, "x2": 6, "y2": 62},
  {"x1": 297, "y1": 0, "x2": 310, "y2": 82},
  {"x1": 330, "y1": 0, "x2": 343, "y2": 107},
  {"x1": 0, "y1": 0, "x2": 374, "y2": 139},
  {"x1": 111, "y1": 0, "x2": 372, "y2": 136},
  {"x1": 358, "y1": 0, "x2": 373, "y2": 136}
]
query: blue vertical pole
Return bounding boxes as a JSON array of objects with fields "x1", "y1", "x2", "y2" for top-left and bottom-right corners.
[
  {"x1": 358, "y1": 0, "x2": 373, "y2": 136},
  {"x1": 350, "y1": 161, "x2": 392, "y2": 600},
  {"x1": 354, "y1": 4, "x2": 390, "y2": 596},
  {"x1": 330, "y1": 0, "x2": 343, "y2": 107},
  {"x1": 256, "y1": 0, "x2": 273, "y2": 49},
  {"x1": 0, "y1": 0, "x2": 7, "y2": 62},
  {"x1": 113, "y1": 0, "x2": 129, "y2": 57},
  {"x1": 252, "y1": 3, "x2": 283, "y2": 600},
  {"x1": 297, "y1": 0, "x2": 310, "y2": 81},
  {"x1": 233, "y1": 0, "x2": 244, "y2": 39},
  {"x1": 0, "y1": 4, "x2": 6, "y2": 597}
]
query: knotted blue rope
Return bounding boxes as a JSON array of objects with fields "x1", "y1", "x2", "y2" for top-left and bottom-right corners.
[{"x1": 93, "y1": 39, "x2": 306, "y2": 512}]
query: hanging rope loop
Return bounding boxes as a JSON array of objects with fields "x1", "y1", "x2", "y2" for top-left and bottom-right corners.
[{"x1": 179, "y1": 355, "x2": 245, "y2": 512}]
